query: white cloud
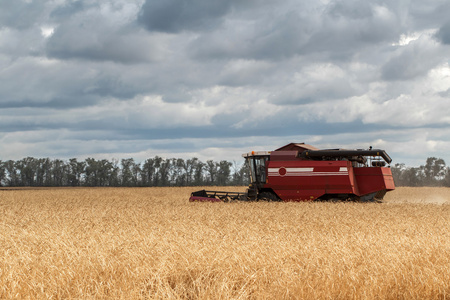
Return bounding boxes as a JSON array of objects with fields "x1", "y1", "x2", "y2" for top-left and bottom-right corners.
[
  {"x1": 297, "y1": 59, "x2": 450, "y2": 129},
  {"x1": 40, "y1": 26, "x2": 54, "y2": 38}
]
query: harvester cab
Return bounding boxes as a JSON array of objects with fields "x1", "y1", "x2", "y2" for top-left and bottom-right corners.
[
  {"x1": 189, "y1": 143, "x2": 395, "y2": 202},
  {"x1": 243, "y1": 152, "x2": 269, "y2": 182},
  {"x1": 242, "y1": 151, "x2": 272, "y2": 201}
]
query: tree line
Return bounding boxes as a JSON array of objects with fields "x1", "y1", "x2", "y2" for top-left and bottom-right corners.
[
  {"x1": 0, "y1": 155, "x2": 449, "y2": 187},
  {"x1": 0, "y1": 157, "x2": 249, "y2": 187},
  {"x1": 391, "y1": 157, "x2": 450, "y2": 187}
]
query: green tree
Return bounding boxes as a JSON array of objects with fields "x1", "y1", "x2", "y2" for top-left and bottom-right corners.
[
  {"x1": 193, "y1": 160, "x2": 205, "y2": 185},
  {"x1": 239, "y1": 161, "x2": 250, "y2": 186},
  {"x1": 444, "y1": 167, "x2": 450, "y2": 187},
  {"x1": 170, "y1": 158, "x2": 186, "y2": 186},
  {"x1": 183, "y1": 158, "x2": 198, "y2": 186},
  {"x1": 108, "y1": 159, "x2": 121, "y2": 186},
  {"x1": 84, "y1": 158, "x2": 99, "y2": 187},
  {"x1": 97, "y1": 159, "x2": 114, "y2": 186},
  {"x1": 68, "y1": 158, "x2": 85, "y2": 186},
  {"x1": 424, "y1": 157, "x2": 446, "y2": 185},
  {"x1": 4, "y1": 160, "x2": 19, "y2": 186},
  {"x1": 217, "y1": 160, "x2": 232, "y2": 185},
  {"x1": 141, "y1": 158, "x2": 155, "y2": 186},
  {"x1": 52, "y1": 159, "x2": 67, "y2": 186},
  {"x1": 121, "y1": 158, "x2": 136, "y2": 186},
  {"x1": 0, "y1": 160, "x2": 6, "y2": 186},
  {"x1": 158, "y1": 158, "x2": 171, "y2": 186},
  {"x1": 205, "y1": 160, "x2": 218, "y2": 185}
]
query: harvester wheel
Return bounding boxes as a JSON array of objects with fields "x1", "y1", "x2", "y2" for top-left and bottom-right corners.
[
  {"x1": 356, "y1": 191, "x2": 386, "y2": 202},
  {"x1": 258, "y1": 191, "x2": 282, "y2": 202},
  {"x1": 373, "y1": 190, "x2": 387, "y2": 203}
]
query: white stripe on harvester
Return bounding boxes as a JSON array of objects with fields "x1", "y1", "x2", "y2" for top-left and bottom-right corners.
[{"x1": 268, "y1": 167, "x2": 349, "y2": 176}]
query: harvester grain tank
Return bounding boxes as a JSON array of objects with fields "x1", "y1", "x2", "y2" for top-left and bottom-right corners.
[{"x1": 189, "y1": 143, "x2": 395, "y2": 202}]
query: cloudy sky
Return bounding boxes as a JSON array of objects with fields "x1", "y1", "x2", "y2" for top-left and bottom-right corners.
[{"x1": 1, "y1": 0, "x2": 449, "y2": 166}]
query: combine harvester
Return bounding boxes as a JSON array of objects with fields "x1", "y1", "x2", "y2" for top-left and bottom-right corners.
[{"x1": 190, "y1": 143, "x2": 395, "y2": 202}]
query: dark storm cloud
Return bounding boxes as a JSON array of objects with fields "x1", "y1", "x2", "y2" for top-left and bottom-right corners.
[
  {"x1": 409, "y1": 1, "x2": 450, "y2": 30},
  {"x1": 381, "y1": 39, "x2": 442, "y2": 81},
  {"x1": 137, "y1": 0, "x2": 233, "y2": 33},
  {"x1": 439, "y1": 88, "x2": 450, "y2": 98},
  {"x1": 326, "y1": 0, "x2": 374, "y2": 19},
  {"x1": 0, "y1": 57, "x2": 141, "y2": 109},
  {"x1": 70, "y1": 119, "x2": 388, "y2": 141},
  {"x1": 86, "y1": 75, "x2": 139, "y2": 99},
  {"x1": 306, "y1": 1, "x2": 403, "y2": 54},
  {"x1": 188, "y1": 1, "x2": 404, "y2": 62},
  {"x1": 46, "y1": 21, "x2": 161, "y2": 64},
  {"x1": 49, "y1": 0, "x2": 85, "y2": 21},
  {"x1": 273, "y1": 78, "x2": 362, "y2": 105},
  {"x1": 0, "y1": 0, "x2": 46, "y2": 30},
  {"x1": 190, "y1": 11, "x2": 313, "y2": 61},
  {"x1": 436, "y1": 21, "x2": 450, "y2": 44},
  {"x1": 0, "y1": 97, "x2": 97, "y2": 110}
]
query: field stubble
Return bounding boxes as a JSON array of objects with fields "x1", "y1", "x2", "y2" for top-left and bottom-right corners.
[{"x1": 0, "y1": 187, "x2": 449, "y2": 299}]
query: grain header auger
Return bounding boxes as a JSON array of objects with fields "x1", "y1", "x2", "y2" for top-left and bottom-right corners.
[{"x1": 189, "y1": 143, "x2": 395, "y2": 202}]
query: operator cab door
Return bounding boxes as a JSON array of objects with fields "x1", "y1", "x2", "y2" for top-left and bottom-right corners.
[{"x1": 245, "y1": 155, "x2": 270, "y2": 185}]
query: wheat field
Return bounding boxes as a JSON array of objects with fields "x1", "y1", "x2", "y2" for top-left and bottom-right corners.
[{"x1": 0, "y1": 187, "x2": 449, "y2": 299}]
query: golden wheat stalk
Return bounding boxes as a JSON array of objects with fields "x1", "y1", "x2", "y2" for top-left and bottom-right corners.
[{"x1": 0, "y1": 187, "x2": 449, "y2": 299}]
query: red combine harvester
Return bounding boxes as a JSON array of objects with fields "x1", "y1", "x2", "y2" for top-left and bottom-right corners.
[{"x1": 190, "y1": 143, "x2": 395, "y2": 202}]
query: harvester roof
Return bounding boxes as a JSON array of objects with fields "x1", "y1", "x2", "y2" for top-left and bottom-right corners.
[{"x1": 274, "y1": 143, "x2": 319, "y2": 152}]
